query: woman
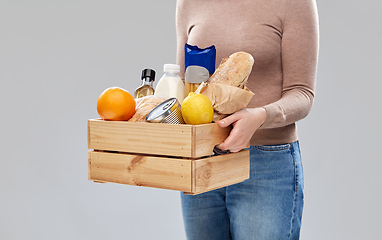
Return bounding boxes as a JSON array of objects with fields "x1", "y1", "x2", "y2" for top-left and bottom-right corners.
[{"x1": 176, "y1": 0, "x2": 319, "y2": 239}]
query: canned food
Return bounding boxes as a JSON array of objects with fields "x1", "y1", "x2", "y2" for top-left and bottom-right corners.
[{"x1": 145, "y1": 97, "x2": 185, "y2": 124}]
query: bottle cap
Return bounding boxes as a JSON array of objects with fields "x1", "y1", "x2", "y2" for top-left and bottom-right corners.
[
  {"x1": 163, "y1": 64, "x2": 180, "y2": 73},
  {"x1": 141, "y1": 69, "x2": 156, "y2": 81}
]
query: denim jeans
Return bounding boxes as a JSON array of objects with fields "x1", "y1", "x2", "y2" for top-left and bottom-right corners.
[{"x1": 181, "y1": 141, "x2": 304, "y2": 240}]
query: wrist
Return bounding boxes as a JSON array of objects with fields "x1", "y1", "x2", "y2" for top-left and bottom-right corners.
[
  {"x1": 248, "y1": 107, "x2": 267, "y2": 125},
  {"x1": 259, "y1": 107, "x2": 267, "y2": 125}
]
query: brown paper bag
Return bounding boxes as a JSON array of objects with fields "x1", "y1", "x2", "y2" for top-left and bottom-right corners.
[{"x1": 195, "y1": 82, "x2": 254, "y2": 115}]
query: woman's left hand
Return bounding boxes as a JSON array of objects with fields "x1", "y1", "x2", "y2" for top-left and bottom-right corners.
[{"x1": 216, "y1": 107, "x2": 267, "y2": 152}]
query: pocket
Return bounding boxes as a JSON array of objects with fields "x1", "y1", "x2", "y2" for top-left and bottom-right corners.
[{"x1": 254, "y1": 143, "x2": 291, "y2": 152}]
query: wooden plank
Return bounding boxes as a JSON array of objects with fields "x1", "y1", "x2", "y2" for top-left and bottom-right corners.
[
  {"x1": 88, "y1": 151, "x2": 91, "y2": 180},
  {"x1": 193, "y1": 150, "x2": 250, "y2": 194},
  {"x1": 88, "y1": 119, "x2": 193, "y2": 157},
  {"x1": 193, "y1": 123, "x2": 232, "y2": 158},
  {"x1": 88, "y1": 119, "x2": 232, "y2": 158},
  {"x1": 190, "y1": 160, "x2": 196, "y2": 193},
  {"x1": 88, "y1": 151, "x2": 192, "y2": 192}
]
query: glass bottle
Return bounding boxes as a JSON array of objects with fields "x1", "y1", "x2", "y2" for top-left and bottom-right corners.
[{"x1": 134, "y1": 68, "x2": 156, "y2": 98}]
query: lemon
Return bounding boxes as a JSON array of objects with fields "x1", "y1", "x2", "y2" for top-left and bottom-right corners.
[{"x1": 181, "y1": 92, "x2": 214, "y2": 125}]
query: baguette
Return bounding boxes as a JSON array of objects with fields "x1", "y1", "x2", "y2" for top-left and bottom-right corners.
[
  {"x1": 128, "y1": 95, "x2": 167, "y2": 122},
  {"x1": 208, "y1": 52, "x2": 254, "y2": 88}
]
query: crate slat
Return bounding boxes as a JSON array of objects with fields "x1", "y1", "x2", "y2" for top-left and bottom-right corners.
[
  {"x1": 88, "y1": 119, "x2": 193, "y2": 157},
  {"x1": 89, "y1": 150, "x2": 192, "y2": 192},
  {"x1": 88, "y1": 150, "x2": 250, "y2": 194},
  {"x1": 88, "y1": 119, "x2": 231, "y2": 158}
]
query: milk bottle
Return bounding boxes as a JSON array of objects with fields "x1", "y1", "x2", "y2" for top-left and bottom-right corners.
[{"x1": 155, "y1": 64, "x2": 185, "y2": 103}]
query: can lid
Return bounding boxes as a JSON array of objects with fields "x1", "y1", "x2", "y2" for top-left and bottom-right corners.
[{"x1": 145, "y1": 97, "x2": 179, "y2": 123}]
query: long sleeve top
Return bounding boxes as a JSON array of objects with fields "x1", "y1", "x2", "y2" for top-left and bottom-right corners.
[{"x1": 176, "y1": 0, "x2": 319, "y2": 145}]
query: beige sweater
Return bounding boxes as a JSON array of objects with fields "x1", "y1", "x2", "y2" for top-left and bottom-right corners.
[{"x1": 176, "y1": 0, "x2": 319, "y2": 145}]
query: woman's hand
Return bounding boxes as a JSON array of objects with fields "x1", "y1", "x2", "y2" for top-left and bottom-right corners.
[{"x1": 216, "y1": 107, "x2": 267, "y2": 152}]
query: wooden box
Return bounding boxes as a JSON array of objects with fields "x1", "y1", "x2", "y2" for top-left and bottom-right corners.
[{"x1": 88, "y1": 119, "x2": 250, "y2": 195}]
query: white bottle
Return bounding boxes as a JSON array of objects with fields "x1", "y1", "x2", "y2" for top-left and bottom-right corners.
[{"x1": 155, "y1": 64, "x2": 185, "y2": 103}]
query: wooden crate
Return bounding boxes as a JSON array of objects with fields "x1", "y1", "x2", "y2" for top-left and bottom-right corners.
[{"x1": 88, "y1": 119, "x2": 250, "y2": 195}]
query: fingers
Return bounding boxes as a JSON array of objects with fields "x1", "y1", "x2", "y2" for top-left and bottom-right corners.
[
  {"x1": 215, "y1": 131, "x2": 233, "y2": 151},
  {"x1": 218, "y1": 113, "x2": 239, "y2": 128},
  {"x1": 216, "y1": 142, "x2": 228, "y2": 151},
  {"x1": 216, "y1": 127, "x2": 245, "y2": 152},
  {"x1": 216, "y1": 111, "x2": 244, "y2": 152},
  {"x1": 217, "y1": 140, "x2": 243, "y2": 153},
  {"x1": 216, "y1": 115, "x2": 236, "y2": 150},
  {"x1": 216, "y1": 109, "x2": 260, "y2": 152},
  {"x1": 216, "y1": 108, "x2": 267, "y2": 152}
]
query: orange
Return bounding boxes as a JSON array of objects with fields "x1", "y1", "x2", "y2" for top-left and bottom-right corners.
[{"x1": 97, "y1": 87, "x2": 136, "y2": 121}]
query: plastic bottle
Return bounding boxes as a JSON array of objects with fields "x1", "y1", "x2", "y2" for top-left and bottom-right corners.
[
  {"x1": 155, "y1": 64, "x2": 185, "y2": 103},
  {"x1": 134, "y1": 69, "x2": 156, "y2": 99}
]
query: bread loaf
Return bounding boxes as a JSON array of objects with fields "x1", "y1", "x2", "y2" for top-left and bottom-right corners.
[
  {"x1": 128, "y1": 95, "x2": 167, "y2": 122},
  {"x1": 208, "y1": 52, "x2": 254, "y2": 88}
]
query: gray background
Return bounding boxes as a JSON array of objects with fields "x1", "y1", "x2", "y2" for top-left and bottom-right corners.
[{"x1": 1, "y1": 0, "x2": 381, "y2": 239}]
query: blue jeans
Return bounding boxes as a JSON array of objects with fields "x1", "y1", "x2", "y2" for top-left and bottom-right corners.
[{"x1": 181, "y1": 141, "x2": 304, "y2": 240}]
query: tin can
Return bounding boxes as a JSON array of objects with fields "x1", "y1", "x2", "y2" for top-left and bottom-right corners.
[{"x1": 145, "y1": 97, "x2": 185, "y2": 124}]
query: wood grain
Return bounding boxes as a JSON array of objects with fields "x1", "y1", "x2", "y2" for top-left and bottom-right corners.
[
  {"x1": 88, "y1": 119, "x2": 231, "y2": 158},
  {"x1": 193, "y1": 150, "x2": 250, "y2": 194},
  {"x1": 89, "y1": 150, "x2": 192, "y2": 192},
  {"x1": 193, "y1": 123, "x2": 232, "y2": 158},
  {"x1": 89, "y1": 150, "x2": 249, "y2": 194},
  {"x1": 88, "y1": 119, "x2": 193, "y2": 157}
]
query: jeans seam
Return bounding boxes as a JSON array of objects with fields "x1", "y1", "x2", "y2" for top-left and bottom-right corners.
[
  {"x1": 219, "y1": 187, "x2": 226, "y2": 196},
  {"x1": 288, "y1": 186, "x2": 298, "y2": 239},
  {"x1": 288, "y1": 143, "x2": 298, "y2": 239}
]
